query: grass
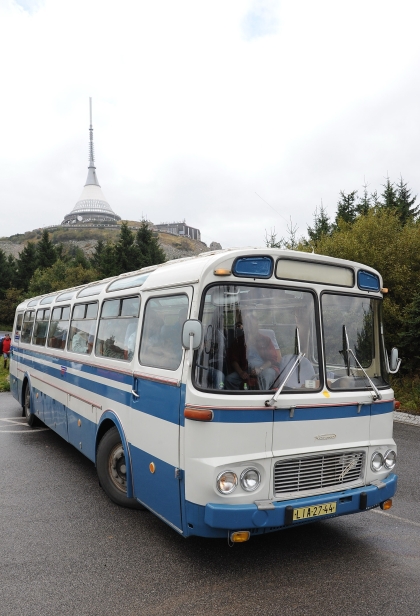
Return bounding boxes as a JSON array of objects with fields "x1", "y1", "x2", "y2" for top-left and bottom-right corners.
[{"x1": 0, "y1": 363, "x2": 10, "y2": 392}]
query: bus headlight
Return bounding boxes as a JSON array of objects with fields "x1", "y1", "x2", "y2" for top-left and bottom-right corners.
[
  {"x1": 371, "y1": 451, "x2": 384, "y2": 472},
  {"x1": 383, "y1": 450, "x2": 397, "y2": 470},
  {"x1": 240, "y1": 468, "x2": 261, "y2": 492},
  {"x1": 216, "y1": 471, "x2": 238, "y2": 494}
]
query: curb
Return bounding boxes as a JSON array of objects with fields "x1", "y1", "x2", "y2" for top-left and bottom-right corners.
[{"x1": 393, "y1": 411, "x2": 420, "y2": 427}]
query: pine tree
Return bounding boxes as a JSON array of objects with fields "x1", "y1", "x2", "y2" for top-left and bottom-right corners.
[
  {"x1": 356, "y1": 182, "x2": 371, "y2": 216},
  {"x1": 395, "y1": 176, "x2": 419, "y2": 224},
  {"x1": 380, "y1": 176, "x2": 398, "y2": 211},
  {"x1": 37, "y1": 230, "x2": 57, "y2": 269},
  {"x1": 15, "y1": 242, "x2": 38, "y2": 292},
  {"x1": 100, "y1": 241, "x2": 117, "y2": 278},
  {"x1": 335, "y1": 190, "x2": 358, "y2": 225},
  {"x1": 134, "y1": 221, "x2": 166, "y2": 268},
  {"x1": 307, "y1": 204, "x2": 332, "y2": 244},
  {"x1": 114, "y1": 222, "x2": 137, "y2": 274}
]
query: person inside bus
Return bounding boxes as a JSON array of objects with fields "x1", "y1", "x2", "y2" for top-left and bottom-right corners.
[
  {"x1": 225, "y1": 313, "x2": 280, "y2": 390},
  {"x1": 71, "y1": 329, "x2": 88, "y2": 354}
]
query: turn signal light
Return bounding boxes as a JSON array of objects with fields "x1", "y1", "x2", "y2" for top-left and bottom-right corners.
[
  {"x1": 394, "y1": 400, "x2": 401, "y2": 410},
  {"x1": 380, "y1": 499, "x2": 393, "y2": 511},
  {"x1": 230, "y1": 531, "x2": 250, "y2": 543},
  {"x1": 214, "y1": 269, "x2": 231, "y2": 276},
  {"x1": 184, "y1": 408, "x2": 213, "y2": 421}
]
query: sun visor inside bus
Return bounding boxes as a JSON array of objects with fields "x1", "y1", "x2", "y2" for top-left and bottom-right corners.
[
  {"x1": 233, "y1": 256, "x2": 273, "y2": 278},
  {"x1": 357, "y1": 270, "x2": 380, "y2": 292}
]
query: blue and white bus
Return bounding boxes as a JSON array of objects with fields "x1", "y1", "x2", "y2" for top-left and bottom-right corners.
[{"x1": 10, "y1": 248, "x2": 400, "y2": 541}]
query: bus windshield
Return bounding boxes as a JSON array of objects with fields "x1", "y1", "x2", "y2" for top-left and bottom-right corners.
[
  {"x1": 194, "y1": 284, "x2": 320, "y2": 393},
  {"x1": 321, "y1": 293, "x2": 388, "y2": 390}
]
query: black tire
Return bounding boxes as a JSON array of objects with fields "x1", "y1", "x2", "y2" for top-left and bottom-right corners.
[
  {"x1": 22, "y1": 382, "x2": 39, "y2": 427},
  {"x1": 96, "y1": 427, "x2": 145, "y2": 509}
]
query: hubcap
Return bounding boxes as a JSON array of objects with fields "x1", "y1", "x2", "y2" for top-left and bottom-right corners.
[{"x1": 108, "y1": 444, "x2": 127, "y2": 493}]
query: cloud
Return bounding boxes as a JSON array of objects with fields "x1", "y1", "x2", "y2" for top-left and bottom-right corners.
[{"x1": 242, "y1": 0, "x2": 280, "y2": 40}]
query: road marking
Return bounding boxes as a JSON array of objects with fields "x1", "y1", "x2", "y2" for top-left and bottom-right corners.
[
  {"x1": 0, "y1": 417, "x2": 49, "y2": 433},
  {"x1": 371, "y1": 508, "x2": 420, "y2": 527}
]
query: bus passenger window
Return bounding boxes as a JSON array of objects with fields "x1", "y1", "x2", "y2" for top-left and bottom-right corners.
[
  {"x1": 47, "y1": 306, "x2": 70, "y2": 349},
  {"x1": 15, "y1": 313, "x2": 23, "y2": 333},
  {"x1": 69, "y1": 302, "x2": 98, "y2": 355},
  {"x1": 140, "y1": 295, "x2": 189, "y2": 370},
  {"x1": 95, "y1": 296, "x2": 140, "y2": 362},
  {"x1": 21, "y1": 310, "x2": 35, "y2": 343},
  {"x1": 32, "y1": 309, "x2": 51, "y2": 346}
]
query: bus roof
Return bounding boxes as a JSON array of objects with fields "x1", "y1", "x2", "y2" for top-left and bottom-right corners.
[{"x1": 16, "y1": 247, "x2": 383, "y2": 310}]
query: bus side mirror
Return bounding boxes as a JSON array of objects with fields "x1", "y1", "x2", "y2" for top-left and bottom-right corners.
[
  {"x1": 182, "y1": 320, "x2": 203, "y2": 367},
  {"x1": 389, "y1": 347, "x2": 401, "y2": 374},
  {"x1": 182, "y1": 320, "x2": 203, "y2": 350}
]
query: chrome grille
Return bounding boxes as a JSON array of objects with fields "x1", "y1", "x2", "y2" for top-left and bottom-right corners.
[{"x1": 274, "y1": 451, "x2": 365, "y2": 496}]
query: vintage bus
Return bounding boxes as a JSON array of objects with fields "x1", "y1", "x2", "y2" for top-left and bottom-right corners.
[{"x1": 9, "y1": 248, "x2": 400, "y2": 541}]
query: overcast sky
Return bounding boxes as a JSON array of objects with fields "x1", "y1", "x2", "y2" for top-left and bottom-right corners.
[{"x1": 1, "y1": 0, "x2": 420, "y2": 249}]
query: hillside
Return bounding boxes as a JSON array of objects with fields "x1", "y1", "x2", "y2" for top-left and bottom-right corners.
[{"x1": 0, "y1": 222, "x2": 222, "y2": 261}]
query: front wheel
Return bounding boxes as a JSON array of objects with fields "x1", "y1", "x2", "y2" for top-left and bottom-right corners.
[
  {"x1": 96, "y1": 427, "x2": 144, "y2": 509},
  {"x1": 22, "y1": 383, "x2": 38, "y2": 427}
]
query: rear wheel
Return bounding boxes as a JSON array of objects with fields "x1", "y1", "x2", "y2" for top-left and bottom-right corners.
[
  {"x1": 97, "y1": 427, "x2": 144, "y2": 509},
  {"x1": 23, "y1": 383, "x2": 38, "y2": 427}
]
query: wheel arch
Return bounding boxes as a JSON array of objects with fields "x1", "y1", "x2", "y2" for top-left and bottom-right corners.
[{"x1": 96, "y1": 411, "x2": 135, "y2": 498}]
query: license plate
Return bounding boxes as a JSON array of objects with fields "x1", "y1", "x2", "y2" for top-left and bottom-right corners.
[{"x1": 293, "y1": 501, "x2": 336, "y2": 521}]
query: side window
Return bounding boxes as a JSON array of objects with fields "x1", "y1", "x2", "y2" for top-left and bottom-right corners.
[
  {"x1": 14, "y1": 313, "x2": 23, "y2": 335},
  {"x1": 47, "y1": 306, "x2": 70, "y2": 349},
  {"x1": 68, "y1": 302, "x2": 98, "y2": 355},
  {"x1": 21, "y1": 310, "x2": 35, "y2": 344},
  {"x1": 140, "y1": 295, "x2": 189, "y2": 370},
  {"x1": 95, "y1": 296, "x2": 140, "y2": 361},
  {"x1": 32, "y1": 309, "x2": 51, "y2": 346}
]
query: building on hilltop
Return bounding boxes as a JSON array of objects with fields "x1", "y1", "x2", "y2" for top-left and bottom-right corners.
[
  {"x1": 154, "y1": 221, "x2": 201, "y2": 241},
  {"x1": 62, "y1": 98, "x2": 121, "y2": 226}
]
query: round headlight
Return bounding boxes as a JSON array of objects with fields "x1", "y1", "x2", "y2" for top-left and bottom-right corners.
[
  {"x1": 240, "y1": 468, "x2": 261, "y2": 492},
  {"x1": 216, "y1": 471, "x2": 238, "y2": 494},
  {"x1": 384, "y1": 449, "x2": 397, "y2": 470},
  {"x1": 371, "y1": 451, "x2": 384, "y2": 472}
]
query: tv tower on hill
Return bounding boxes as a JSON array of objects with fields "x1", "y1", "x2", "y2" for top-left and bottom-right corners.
[{"x1": 62, "y1": 98, "x2": 121, "y2": 226}]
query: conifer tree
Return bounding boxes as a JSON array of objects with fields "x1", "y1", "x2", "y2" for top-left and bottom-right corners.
[
  {"x1": 335, "y1": 190, "x2": 358, "y2": 225},
  {"x1": 307, "y1": 204, "x2": 332, "y2": 244},
  {"x1": 356, "y1": 182, "x2": 371, "y2": 216},
  {"x1": 114, "y1": 221, "x2": 137, "y2": 274},
  {"x1": 37, "y1": 230, "x2": 57, "y2": 269},
  {"x1": 134, "y1": 221, "x2": 166, "y2": 268},
  {"x1": 16, "y1": 242, "x2": 38, "y2": 291},
  {"x1": 379, "y1": 176, "x2": 398, "y2": 211},
  {"x1": 395, "y1": 176, "x2": 419, "y2": 224}
]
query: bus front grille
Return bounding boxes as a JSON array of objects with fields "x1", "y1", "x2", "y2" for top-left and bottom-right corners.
[{"x1": 273, "y1": 451, "x2": 365, "y2": 496}]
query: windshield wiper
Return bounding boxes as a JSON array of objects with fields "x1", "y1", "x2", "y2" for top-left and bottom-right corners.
[
  {"x1": 265, "y1": 327, "x2": 304, "y2": 407},
  {"x1": 340, "y1": 324, "x2": 382, "y2": 401}
]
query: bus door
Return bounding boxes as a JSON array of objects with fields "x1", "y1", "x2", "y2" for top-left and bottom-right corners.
[{"x1": 129, "y1": 288, "x2": 193, "y2": 532}]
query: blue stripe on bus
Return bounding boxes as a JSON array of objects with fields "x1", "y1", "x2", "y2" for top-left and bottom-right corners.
[{"x1": 14, "y1": 349, "x2": 183, "y2": 426}]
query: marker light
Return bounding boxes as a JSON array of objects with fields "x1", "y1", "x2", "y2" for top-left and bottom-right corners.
[
  {"x1": 216, "y1": 471, "x2": 238, "y2": 494},
  {"x1": 184, "y1": 408, "x2": 213, "y2": 421},
  {"x1": 380, "y1": 499, "x2": 393, "y2": 511},
  {"x1": 214, "y1": 269, "x2": 231, "y2": 276},
  {"x1": 230, "y1": 531, "x2": 250, "y2": 543}
]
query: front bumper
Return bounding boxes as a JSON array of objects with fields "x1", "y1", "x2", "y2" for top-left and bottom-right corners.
[{"x1": 184, "y1": 473, "x2": 397, "y2": 538}]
